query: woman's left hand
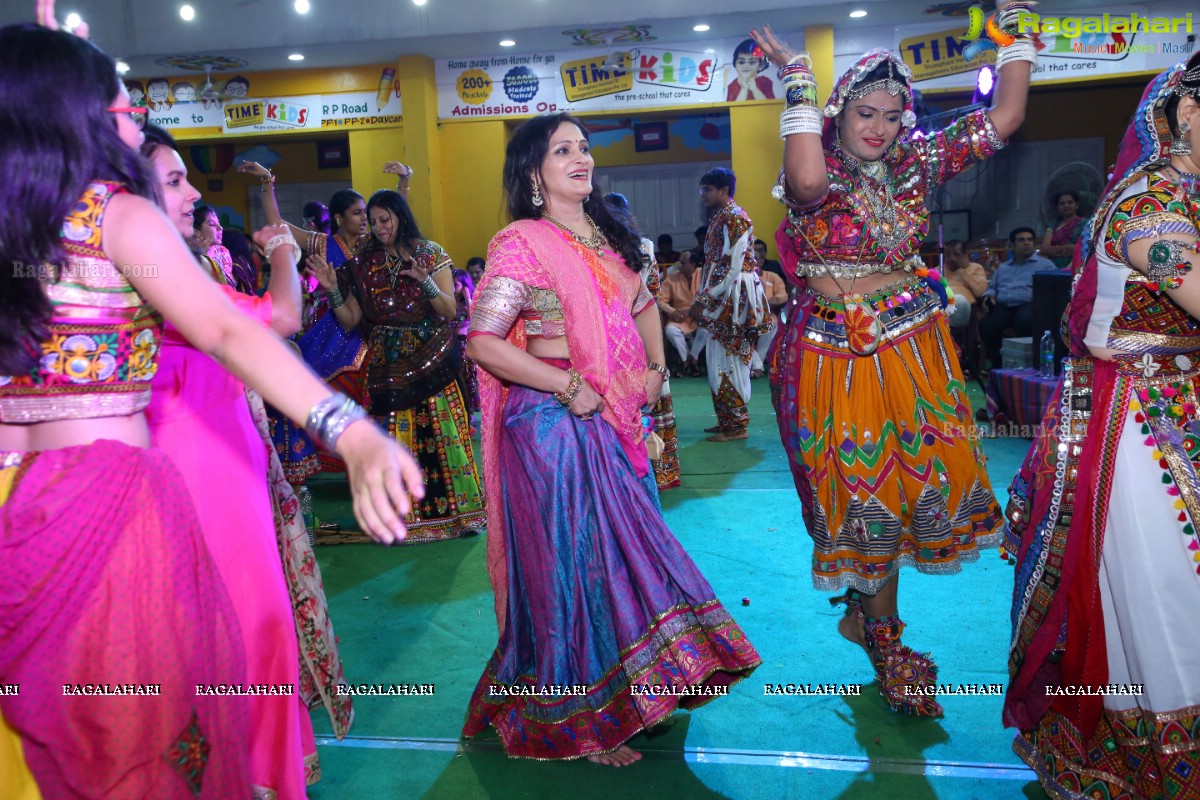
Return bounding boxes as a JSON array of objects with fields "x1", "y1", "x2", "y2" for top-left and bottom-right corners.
[
  {"x1": 37, "y1": 0, "x2": 88, "y2": 37},
  {"x1": 383, "y1": 161, "x2": 413, "y2": 178},
  {"x1": 397, "y1": 262, "x2": 430, "y2": 284},
  {"x1": 644, "y1": 369, "x2": 665, "y2": 407},
  {"x1": 749, "y1": 26, "x2": 796, "y2": 69}
]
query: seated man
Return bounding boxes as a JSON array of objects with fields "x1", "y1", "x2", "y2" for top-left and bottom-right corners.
[
  {"x1": 753, "y1": 238, "x2": 786, "y2": 282},
  {"x1": 655, "y1": 234, "x2": 681, "y2": 267},
  {"x1": 658, "y1": 249, "x2": 707, "y2": 376},
  {"x1": 750, "y1": 264, "x2": 789, "y2": 378},
  {"x1": 943, "y1": 240, "x2": 988, "y2": 328},
  {"x1": 978, "y1": 226, "x2": 1057, "y2": 371}
]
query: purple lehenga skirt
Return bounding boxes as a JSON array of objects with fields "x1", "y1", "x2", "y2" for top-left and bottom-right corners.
[{"x1": 462, "y1": 372, "x2": 760, "y2": 759}]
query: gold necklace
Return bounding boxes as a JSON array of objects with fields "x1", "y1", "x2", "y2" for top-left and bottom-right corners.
[{"x1": 541, "y1": 211, "x2": 606, "y2": 255}]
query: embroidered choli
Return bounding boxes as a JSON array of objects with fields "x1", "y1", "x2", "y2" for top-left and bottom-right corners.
[
  {"x1": 340, "y1": 238, "x2": 460, "y2": 411},
  {"x1": 777, "y1": 110, "x2": 1006, "y2": 282},
  {"x1": 0, "y1": 181, "x2": 163, "y2": 423},
  {"x1": 470, "y1": 265, "x2": 655, "y2": 340},
  {"x1": 1084, "y1": 170, "x2": 1200, "y2": 358}
]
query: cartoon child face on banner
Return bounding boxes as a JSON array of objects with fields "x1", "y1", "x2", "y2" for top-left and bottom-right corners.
[
  {"x1": 147, "y1": 78, "x2": 172, "y2": 111},
  {"x1": 125, "y1": 80, "x2": 145, "y2": 106},
  {"x1": 727, "y1": 38, "x2": 774, "y2": 102},
  {"x1": 172, "y1": 82, "x2": 196, "y2": 103},
  {"x1": 223, "y1": 76, "x2": 250, "y2": 100}
]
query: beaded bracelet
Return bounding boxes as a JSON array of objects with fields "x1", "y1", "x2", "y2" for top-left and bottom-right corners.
[
  {"x1": 305, "y1": 392, "x2": 369, "y2": 452},
  {"x1": 554, "y1": 368, "x2": 584, "y2": 407}
]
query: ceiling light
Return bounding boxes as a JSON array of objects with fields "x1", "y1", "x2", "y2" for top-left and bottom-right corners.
[
  {"x1": 64, "y1": 12, "x2": 82, "y2": 28},
  {"x1": 849, "y1": 9, "x2": 868, "y2": 18},
  {"x1": 294, "y1": 0, "x2": 310, "y2": 12},
  {"x1": 288, "y1": 53, "x2": 305, "y2": 61},
  {"x1": 116, "y1": 60, "x2": 131, "y2": 74},
  {"x1": 412, "y1": 0, "x2": 427, "y2": 5},
  {"x1": 180, "y1": 5, "x2": 195, "y2": 21},
  {"x1": 499, "y1": 39, "x2": 515, "y2": 47},
  {"x1": 693, "y1": 24, "x2": 710, "y2": 32}
]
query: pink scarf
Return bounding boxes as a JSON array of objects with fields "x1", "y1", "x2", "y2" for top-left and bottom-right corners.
[{"x1": 477, "y1": 218, "x2": 649, "y2": 630}]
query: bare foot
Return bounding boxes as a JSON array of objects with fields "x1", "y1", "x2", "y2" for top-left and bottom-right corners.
[
  {"x1": 586, "y1": 745, "x2": 642, "y2": 767},
  {"x1": 837, "y1": 611, "x2": 872, "y2": 662}
]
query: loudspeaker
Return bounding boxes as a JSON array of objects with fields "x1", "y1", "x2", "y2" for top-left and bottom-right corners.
[{"x1": 1032, "y1": 271, "x2": 1072, "y2": 374}]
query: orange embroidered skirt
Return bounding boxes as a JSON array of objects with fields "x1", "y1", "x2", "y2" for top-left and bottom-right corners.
[{"x1": 771, "y1": 279, "x2": 1005, "y2": 592}]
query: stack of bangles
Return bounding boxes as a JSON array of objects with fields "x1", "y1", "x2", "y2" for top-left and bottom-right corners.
[
  {"x1": 995, "y1": 2, "x2": 1039, "y2": 69},
  {"x1": 555, "y1": 368, "x2": 584, "y2": 407},
  {"x1": 419, "y1": 276, "x2": 441, "y2": 299},
  {"x1": 263, "y1": 233, "x2": 299, "y2": 262},
  {"x1": 778, "y1": 55, "x2": 822, "y2": 139},
  {"x1": 305, "y1": 392, "x2": 368, "y2": 452},
  {"x1": 328, "y1": 286, "x2": 346, "y2": 309}
]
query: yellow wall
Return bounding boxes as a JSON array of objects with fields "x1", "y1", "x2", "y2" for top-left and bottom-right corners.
[
  {"x1": 437, "y1": 120, "x2": 510, "y2": 265},
  {"x1": 180, "y1": 137, "x2": 352, "y2": 228},
  {"x1": 730, "y1": 104, "x2": 786, "y2": 259},
  {"x1": 585, "y1": 116, "x2": 731, "y2": 167},
  {"x1": 348, "y1": 127, "x2": 407, "y2": 207},
  {"x1": 395, "y1": 56, "x2": 444, "y2": 243}
]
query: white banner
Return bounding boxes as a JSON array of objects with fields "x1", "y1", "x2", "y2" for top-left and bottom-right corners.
[
  {"x1": 436, "y1": 36, "x2": 791, "y2": 119},
  {"x1": 892, "y1": 4, "x2": 1195, "y2": 90},
  {"x1": 141, "y1": 88, "x2": 402, "y2": 133}
]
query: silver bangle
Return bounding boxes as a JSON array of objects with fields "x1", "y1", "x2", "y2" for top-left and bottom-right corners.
[
  {"x1": 264, "y1": 233, "x2": 299, "y2": 262},
  {"x1": 419, "y1": 276, "x2": 440, "y2": 299},
  {"x1": 780, "y1": 105, "x2": 822, "y2": 138},
  {"x1": 328, "y1": 287, "x2": 346, "y2": 308},
  {"x1": 305, "y1": 393, "x2": 369, "y2": 452},
  {"x1": 996, "y1": 38, "x2": 1037, "y2": 69}
]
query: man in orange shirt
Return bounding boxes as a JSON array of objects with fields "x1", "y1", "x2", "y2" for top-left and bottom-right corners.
[
  {"x1": 944, "y1": 240, "x2": 988, "y2": 328},
  {"x1": 751, "y1": 262, "x2": 790, "y2": 378},
  {"x1": 658, "y1": 250, "x2": 708, "y2": 376}
]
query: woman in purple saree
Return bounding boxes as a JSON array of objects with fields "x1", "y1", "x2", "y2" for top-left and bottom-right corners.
[{"x1": 461, "y1": 113, "x2": 760, "y2": 766}]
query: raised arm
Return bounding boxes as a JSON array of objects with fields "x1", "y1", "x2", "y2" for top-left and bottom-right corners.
[
  {"x1": 106, "y1": 194, "x2": 422, "y2": 543},
  {"x1": 256, "y1": 225, "x2": 303, "y2": 336},
  {"x1": 750, "y1": 26, "x2": 829, "y2": 206},
  {"x1": 382, "y1": 161, "x2": 413, "y2": 201},
  {"x1": 237, "y1": 161, "x2": 311, "y2": 245},
  {"x1": 984, "y1": 1, "x2": 1034, "y2": 140}
]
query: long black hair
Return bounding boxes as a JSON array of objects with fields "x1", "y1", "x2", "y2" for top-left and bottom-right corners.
[
  {"x1": 303, "y1": 201, "x2": 332, "y2": 235},
  {"x1": 0, "y1": 24, "x2": 158, "y2": 373},
  {"x1": 503, "y1": 112, "x2": 643, "y2": 272},
  {"x1": 329, "y1": 189, "x2": 364, "y2": 235},
  {"x1": 366, "y1": 189, "x2": 424, "y2": 249}
]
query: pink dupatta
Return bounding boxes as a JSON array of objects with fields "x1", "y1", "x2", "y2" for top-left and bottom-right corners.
[{"x1": 476, "y1": 219, "x2": 649, "y2": 630}]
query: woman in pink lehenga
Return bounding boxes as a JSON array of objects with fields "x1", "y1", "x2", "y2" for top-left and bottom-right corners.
[
  {"x1": 141, "y1": 126, "x2": 353, "y2": 798},
  {"x1": 0, "y1": 17, "x2": 421, "y2": 799}
]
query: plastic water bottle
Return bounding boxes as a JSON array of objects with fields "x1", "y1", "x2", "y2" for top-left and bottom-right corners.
[
  {"x1": 297, "y1": 485, "x2": 316, "y2": 545},
  {"x1": 1039, "y1": 330, "x2": 1055, "y2": 378}
]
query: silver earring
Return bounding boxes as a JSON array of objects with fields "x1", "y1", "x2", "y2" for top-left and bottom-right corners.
[
  {"x1": 1171, "y1": 121, "x2": 1193, "y2": 156},
  {"x1": 531, "y1": 181, "x2": 544, "y2": 207}
]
